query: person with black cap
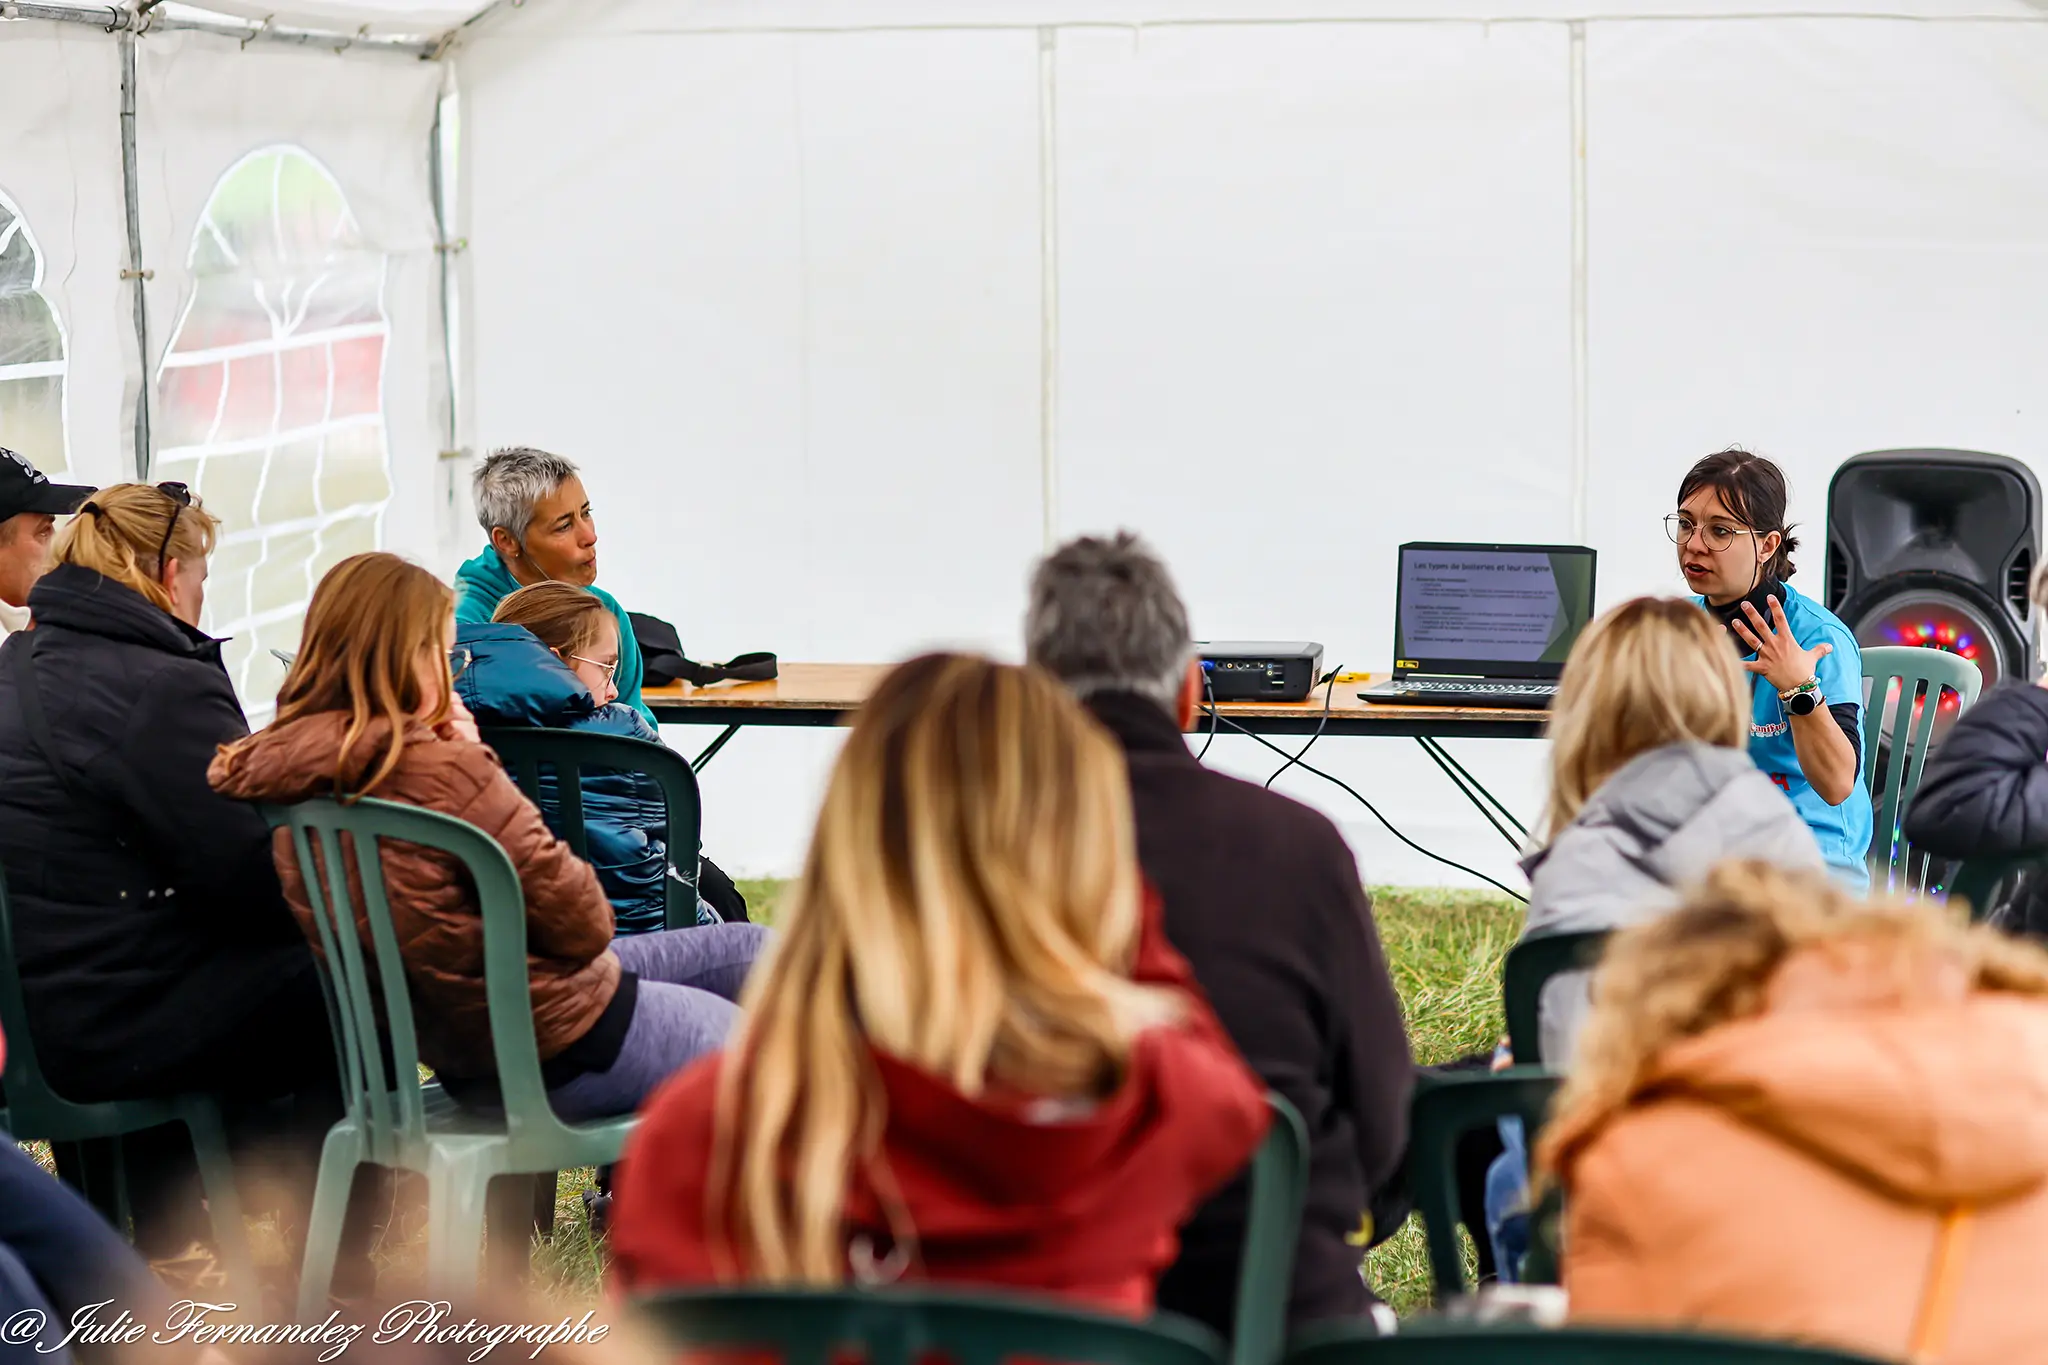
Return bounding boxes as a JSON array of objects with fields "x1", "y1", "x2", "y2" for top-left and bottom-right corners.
[
  {"x1": 0, "y1": 480, "x2": 385, "y2": 1293},
  {"x1": 0, "y1": 446, "x2": 91, "y2": 636}
]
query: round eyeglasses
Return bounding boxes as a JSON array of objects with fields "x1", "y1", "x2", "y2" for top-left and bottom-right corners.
[
  {"x1": 568, "y1": 654, "x2": 619, "y2": 686},
  {"x1": 1664, "y1": 513, "x2": 1753, "y2": 553}
]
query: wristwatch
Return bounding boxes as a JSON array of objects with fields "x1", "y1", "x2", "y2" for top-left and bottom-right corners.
[{"x1": 1780, "y1": 677, "x2": 1825, "y2": 716}]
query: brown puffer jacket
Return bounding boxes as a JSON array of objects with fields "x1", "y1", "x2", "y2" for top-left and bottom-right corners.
[{"x1": 207, "y1": 712, "x2": 619, "y2": 1079}]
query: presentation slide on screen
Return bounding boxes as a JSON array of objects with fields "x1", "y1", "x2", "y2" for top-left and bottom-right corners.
[{"x1": 1397, "y1": 551, "x2": 1573, "y2": 662}]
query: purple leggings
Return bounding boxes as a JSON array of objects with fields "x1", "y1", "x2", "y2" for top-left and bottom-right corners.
[{"x1": 545, "y1": 922, "x2": 768, "y2": 1122}]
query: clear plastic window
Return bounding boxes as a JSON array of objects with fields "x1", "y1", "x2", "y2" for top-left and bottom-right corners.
[
  {"x1": 0, "y1": 192, "x2": 70, "y2": 476},
  {"x1": 155, "y1": 147, "x2": 392, "y2": 720}
]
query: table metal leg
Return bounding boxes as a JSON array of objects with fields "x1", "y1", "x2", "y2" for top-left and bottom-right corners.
[
  {"x1": 1414, "y1": 736, "x2": 1529, "y2": 854},
  {"x1": 690, "y1": 724, "x2": 742, "y2": 772}
]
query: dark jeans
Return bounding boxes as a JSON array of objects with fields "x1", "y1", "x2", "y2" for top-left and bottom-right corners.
[{"x1": 0, "y1": 1133, "x2": 178, "y2": 1365}]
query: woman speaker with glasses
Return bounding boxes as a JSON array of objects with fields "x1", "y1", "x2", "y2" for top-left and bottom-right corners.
[
  {"x1": 0, "y1": 481, "x2": 384, "y2": 1281},
  {"x1": 455, "y1": 582, "x2": 747, "y2": 932},
  {"x1": 1669, "y1": 449, "x2": 1873, "y2": 886}
]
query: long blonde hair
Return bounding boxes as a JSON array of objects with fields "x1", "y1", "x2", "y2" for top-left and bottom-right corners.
[
  {"x1": 1542, "y1": 596, "x2": 1750, "y2": 839},
  {"x1": 711, "y1": 652, "x2": 1182, "y2": 1283},
  {"x1": 51, "y1": 483, "x2": 219, "y2": 614},
  {"x1": 1535, "y1": 860, "x2": 2048, "y2": 1185},
  {"x1": 216, "y1": 553, "x2": 454, "y2": 799}
]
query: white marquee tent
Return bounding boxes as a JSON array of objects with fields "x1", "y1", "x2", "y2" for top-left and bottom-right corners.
[{"x1": 6, "y1": 0, "x2": 2048, "y2": 885}]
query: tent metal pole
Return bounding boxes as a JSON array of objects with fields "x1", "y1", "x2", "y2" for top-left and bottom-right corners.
[
  {"x1": 1036, "y1": 26, "x2": 1060, "y2": 553},
  {"x1": 119, "y1": 28, "x2": 151, "y2": 479},
  {"x1": 0, "y1": 3, "x2": 441, "y2": 59},
  {"x1": 1567, "y1": 21, "x2": 1589, "y2": 545}
]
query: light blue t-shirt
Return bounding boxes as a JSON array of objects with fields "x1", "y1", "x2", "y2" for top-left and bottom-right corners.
[{"x1": 1695, "y1": 581, "x2": 1873, "y2": 889}]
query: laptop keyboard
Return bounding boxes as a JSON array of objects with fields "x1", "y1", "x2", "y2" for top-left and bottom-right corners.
[{"x1": 1399, "y1": 680, "x2": 1557, "y2": 696}]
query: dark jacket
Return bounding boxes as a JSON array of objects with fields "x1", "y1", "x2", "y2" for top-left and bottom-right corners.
[
  {"x1": 1902, "y1": 684, "x2": 2048, "y2": 936},
  {"x1": 1085, "y1": 691, "x2": 1414, "y2": 1336},
  {"x1": 209, "y1": 713, "x2": 621, "y2": 1081},
  {"x1": 0, "y1": 565, "x2": 313, "y2": 1100},
  {"x1": 455, "y1": 623, "x2": 703, "y2": 936},
  {"x1": 1906, "y1": 685, "x2": 2048, "y2": 858}
]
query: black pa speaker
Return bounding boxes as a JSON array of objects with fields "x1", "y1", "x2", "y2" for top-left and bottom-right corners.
[{"x1": 1825, "y1": 449, "x2": 2041, "y2": 695}]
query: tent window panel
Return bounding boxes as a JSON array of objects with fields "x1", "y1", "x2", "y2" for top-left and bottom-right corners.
[
  {"x1": 0, "y1": 192, "x2": 70, "y2": 475},
  {"x1": 157, "y1": 146, "x2": 393, "y2": 721}
]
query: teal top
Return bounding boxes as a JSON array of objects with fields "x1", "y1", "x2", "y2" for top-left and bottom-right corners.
[
  {"x1": 1694, "y1": 579, "x2": 1873, "y2": 889},
  {"x1": 453, "y1": 545, "x2": 654, "y2": 725}
]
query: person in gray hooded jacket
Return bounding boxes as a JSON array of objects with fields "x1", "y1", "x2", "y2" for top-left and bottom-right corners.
[
  {"x1": 1522, "y1": 596, "x2": 1823, "y2": 1065},
  {"x1": 1523, "y1": 740, "x2": 1823, "y2": 1062},
  {"x1": 1487, "y1": 597, "x2": 1821, "y2": 1278}
]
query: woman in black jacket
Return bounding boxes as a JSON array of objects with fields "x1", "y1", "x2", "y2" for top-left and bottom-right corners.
[
  {"x1": 0, "y1": 482, "x2": 373, "y2": 1274},
  {"x1": 1902, "y1": 666, "x2": 2048, "y2": 936}
]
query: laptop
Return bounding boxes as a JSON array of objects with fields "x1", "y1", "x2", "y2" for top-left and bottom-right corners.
[{"x1": 1360, "y1": 541, "x2": 1598, "y2": 710}]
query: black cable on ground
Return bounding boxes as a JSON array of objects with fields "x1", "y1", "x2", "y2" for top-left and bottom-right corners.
[
  {"x1": 1213, "y1": 711, "x2": 1529, "y2": 903},
  {"x1": 1265, "y1": 665, "x2": 1342, "y2": 789}
]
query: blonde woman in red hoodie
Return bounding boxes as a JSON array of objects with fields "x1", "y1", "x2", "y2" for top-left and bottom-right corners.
[{"x1": 611, "y1": 652, "x2": 1269, "y2": 1307}]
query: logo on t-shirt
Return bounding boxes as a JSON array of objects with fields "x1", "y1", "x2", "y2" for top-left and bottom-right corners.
[
  {"x1": 1753, "y1": 720, "x2": 1789, "y2": 739},
  {"x1": 1768, "y1": 772, "x2": 1792, "y2": 794}
]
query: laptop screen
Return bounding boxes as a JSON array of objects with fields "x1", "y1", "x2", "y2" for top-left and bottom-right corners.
[{"x1": 1392, "y1": 542, "x2": 1598, "y2": 680}]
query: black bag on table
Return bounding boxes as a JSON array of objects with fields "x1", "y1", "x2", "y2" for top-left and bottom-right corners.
[{"x1": 629, "y1": 612, "x2": 777, "y2": 688}]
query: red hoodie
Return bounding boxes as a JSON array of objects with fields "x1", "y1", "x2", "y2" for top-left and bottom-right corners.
[{"x1": 609, "y1": 892, "x2": 1270, "y2": 1312}]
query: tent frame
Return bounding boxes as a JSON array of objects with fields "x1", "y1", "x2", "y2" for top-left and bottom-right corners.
[
  {"x1": 1, "y1": 0, "x2": 497, "y2": 476},
  {"x1": 0, "y1": 2, "x2": 482, "y2": 58}
]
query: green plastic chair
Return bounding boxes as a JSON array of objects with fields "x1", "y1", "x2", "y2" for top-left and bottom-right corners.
[
  {"x1": 1502, "y1": 931, "x2": 1611, "y2": 1067},
  {"x1": 0, "y1": 866, "x2": 257, "y2": 1300},
  {"x1": 1234, "y1": 1092, "x2": 1310, "y2": 1365},
  {"x1": 1408, "y1": 1069, "x2": 1561, "y2": 1300},
  {"x1": 632, "y1": 1286, "x2": 1225, "y2": 1365},
  {"x1": 1860, "y1": 646, "x2": 1983, "y2": 894},
  {"x1": 263, "y1": 795, "x2": 636, "y2": 1311},
  {"x1": 1284, "y1": 1322, "x2": 1895, "y2": 1363},
  {"x1": 1949, "y1": 852, "x2": 2047, "y2": 927},
  {"x1": 483, "y1": 727, "x2": 704, "y2": 931}
]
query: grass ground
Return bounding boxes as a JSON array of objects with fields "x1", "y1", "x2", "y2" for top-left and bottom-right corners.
[{"x1": 23, "y1": 880, "x2": 1520, "y2": 1315}]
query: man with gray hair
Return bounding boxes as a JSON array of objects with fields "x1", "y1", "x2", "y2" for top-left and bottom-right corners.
[
  {"x1": 1027, "y1": 531, "x2": 1413, "y2": 1337},
  {"x1": 454, "y1": 446, "x2": 652, "y2": 723}
]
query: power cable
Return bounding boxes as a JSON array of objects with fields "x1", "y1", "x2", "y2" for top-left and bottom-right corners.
[
  {"x1": 1264, "y1": 665, "x2": 1341, "y2": 789},
  {"x1": 1210, "y1": 710, "x2": 1529, "y2": 903}
]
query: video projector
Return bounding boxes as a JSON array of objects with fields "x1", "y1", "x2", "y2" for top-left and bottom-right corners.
[{"x1": 1197, "y1": 641, "x2": 1325, "y2": 703}]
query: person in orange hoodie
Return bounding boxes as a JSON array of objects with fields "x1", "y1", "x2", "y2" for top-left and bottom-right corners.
[
  {"x1": 1537, "y1": 859, "x2": 2048, "y2": 1363},
  {"x1": 610, "y1": 652, "x2": 1270, "y2": 1310}
]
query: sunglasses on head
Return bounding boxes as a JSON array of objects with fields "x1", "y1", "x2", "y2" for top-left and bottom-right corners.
[{"x1": 154, "y1": 482, "x2": 194, "y2": 580}]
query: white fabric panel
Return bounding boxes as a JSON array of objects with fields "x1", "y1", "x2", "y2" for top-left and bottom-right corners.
[
  {"x1": 134, "y1": 31, "x2": 443, "y2": 550},
  {"x1": 0, "y1": 22, "x2": 130, "y2": 487},
  {"x1": 463, "y1": 27, "x2": 1044, "y2": 874},
  {"x1": 1052, "y1": 23, "x2": 1570, "y2": 887},
  {"x1": 1587, "y1": 19, "x2": 2048, "y2": 610}
]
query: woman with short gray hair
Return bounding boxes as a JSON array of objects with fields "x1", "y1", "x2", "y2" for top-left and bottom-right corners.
[{"x1": 454, "y1": 446, "x2": 653, "y2": 722}]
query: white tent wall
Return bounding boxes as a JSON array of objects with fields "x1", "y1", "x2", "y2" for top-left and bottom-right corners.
[
  {"x1": 459, "y1": 19, "x2": 1054, "y2": 880},
  {"x1": 0, "y1": 23, "x2": 133, "y2": 488},
  {"x1": 1585, "y1": 18, "x2": 2048, "y2": 605},
  {"x1": 458, "y1": 0, "x2": 2048, "y2": 884}
]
